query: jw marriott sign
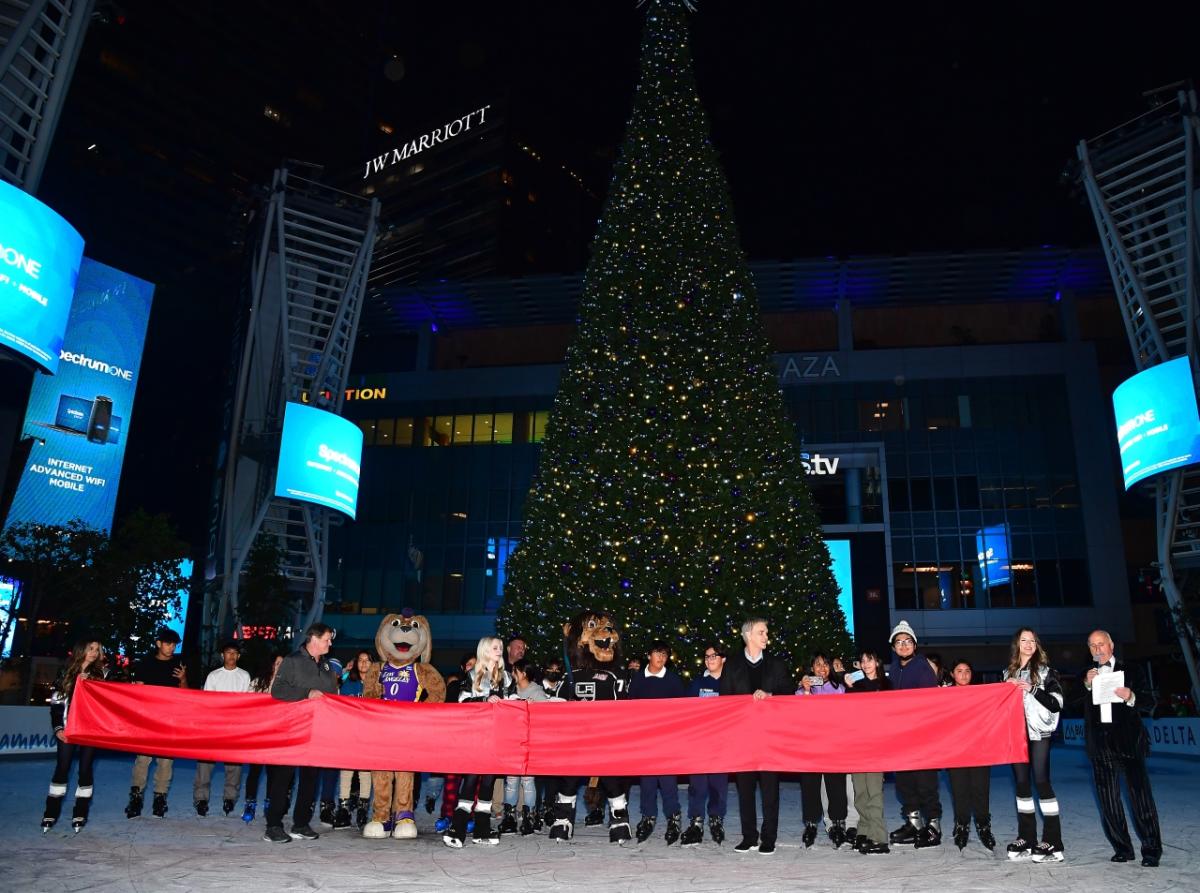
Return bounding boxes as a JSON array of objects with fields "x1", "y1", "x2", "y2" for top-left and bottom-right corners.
[{"x1": 362, "y1": 104, "x2": 492, "y2": 179}]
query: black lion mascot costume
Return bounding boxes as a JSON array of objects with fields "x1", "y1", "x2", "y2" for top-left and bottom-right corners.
[{"x1": 548, "y1": 609, "x2": 631, "y2": 843}]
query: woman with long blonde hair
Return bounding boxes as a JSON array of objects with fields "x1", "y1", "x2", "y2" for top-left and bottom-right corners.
[{"x1": 442, "y1": 636, "x2": 512, "y2": 847}]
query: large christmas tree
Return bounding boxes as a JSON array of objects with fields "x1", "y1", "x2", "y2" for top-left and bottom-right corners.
[{"x1": 499, "y1": 0, "x2": 851, "y2": 677}]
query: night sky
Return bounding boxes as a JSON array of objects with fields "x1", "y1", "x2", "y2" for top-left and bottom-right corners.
[{"x1": 28, "y1": 0, "x2": 1200, "y2": 549}]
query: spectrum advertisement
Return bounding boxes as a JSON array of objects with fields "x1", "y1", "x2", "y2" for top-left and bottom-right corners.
[
  {"x1": 976, "y1": 523, "x2": 1011, "y2": 590},
  {"x1": 274, "y1": 402, "x2": 363, "y2": 519},
  {"x1": 0, "y1": 180, "x2": 85, "y2": 373},
  {"x1": 1112, "y1": 357, "x2": 1200, "y2": 489},
  {"x1": 4, "y1": 259, "x2": 155, "y2": 533}
]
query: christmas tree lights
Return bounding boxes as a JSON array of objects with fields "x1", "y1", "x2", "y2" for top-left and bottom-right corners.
[{"x1": 498, "y1": 0, "x2": 851, "y2": 677}]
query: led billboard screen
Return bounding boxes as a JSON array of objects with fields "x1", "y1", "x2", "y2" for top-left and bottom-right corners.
[
  {"x1": 976, "y1": 523, "x2": 1011, "y2": 590},
  {"x1": 0, "y1": 180, "x2": 84, "y2": 372},
  {"x1": 274, "y1": 402, "x2": 363, "y2": 519},
  {"x1": 5, "y1": 259, "x2": 155, "y2": 533},
  {"x1": 160, "y1": 558, "x2": 192, "y2": 653},
  {"x1": 825, "y1": 538, "x2": 854, "y2": 639},
  {"x1": 1112, "y1": 357, "x2": 1200, "y2": 489}
]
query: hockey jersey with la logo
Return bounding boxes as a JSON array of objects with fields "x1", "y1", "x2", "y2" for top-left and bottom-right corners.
[{"x1": 562, "y1": 669, "x2": 626, "y2": 702}]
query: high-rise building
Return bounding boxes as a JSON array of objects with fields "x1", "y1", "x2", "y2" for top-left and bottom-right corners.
[{"x1": 344, "y1": 99, "x2": 602, "y2": 373}]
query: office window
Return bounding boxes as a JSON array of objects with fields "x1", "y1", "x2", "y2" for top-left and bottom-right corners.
[
  {"x1": 394, "y1": 417, "x2": 414, "y2": 446},
  {"x1": 375, "y1": 418, "x2": 395, "y2": 446},
  {"x1": 493, "y1": 412, "x2": 514, "y2": 444},
  {"x1": 357, "y1": 419, "x2": 376, "y2": 447},
  {"x1": 858, "y1": 399, "x2": 904, "y2": 432},
  {"x1": 431, "y1": 416, "x2": 452, "y2": 447},
  {"x1": 451, "y1": 415, "x2": 473, "y2": 445},
  {"x1": 533, "y1": 410, "x2": 550, "y2": 443},
  {"x1": 471, "y1": 413, "x2": 495, "y2": 444}
]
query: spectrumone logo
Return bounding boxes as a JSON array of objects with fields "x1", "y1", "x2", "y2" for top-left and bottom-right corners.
[{"x1": 58, "y1": 349, "x2": 134, "y2": 380}]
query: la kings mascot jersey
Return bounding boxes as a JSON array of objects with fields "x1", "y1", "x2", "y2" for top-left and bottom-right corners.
[
  {"x1": 561, "y1": 668, "x2": 626, "y2": 702},
  {"x1": 548, "y1": 609, "x2": 633, "y2": 842}
]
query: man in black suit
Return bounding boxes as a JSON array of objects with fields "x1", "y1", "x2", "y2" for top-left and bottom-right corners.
[
  {"x1": 1081, "y1": 629, "x2": 1162, "y2": 867},
  {"x1": 719, "y1": 617, "x2": 794, "y2": 855}
]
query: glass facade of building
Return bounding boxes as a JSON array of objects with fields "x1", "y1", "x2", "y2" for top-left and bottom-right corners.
[
  {"x1": 783, "y1": 375, "x2": 1088, "y2": 612},
  {"x1": 331, "y1": 373, "x2": 1089, "y2": 621}
]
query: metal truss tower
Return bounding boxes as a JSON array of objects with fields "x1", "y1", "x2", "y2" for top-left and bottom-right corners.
[
  {"x1": 1077, "y1": 87, "x2": 1200, "y2": 707},
  {"x1": 206, "y1": 165, "x2": 378, "y2": 656},
  {"x1": 0, "y1": 0, "x2": 94, "y2": 192}
]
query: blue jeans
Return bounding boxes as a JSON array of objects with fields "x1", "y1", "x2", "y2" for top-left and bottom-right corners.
[
  {"x1": 639, "y1": 775, "x2": 680, "y2": 819},
  {"x1": 503, "y1": 775, "x2": 536, "y2": 807},
  {"x1": 687, "y1": 772, "x2": 728, "y2": 817},
  {"x1": 422, "y1": 774, "x2": 444, "y2": 803}
]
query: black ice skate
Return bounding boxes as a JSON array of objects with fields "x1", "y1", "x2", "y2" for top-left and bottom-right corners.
[
  {"x1": 953, "y1": 822, "x2": 970, "y2": 850},
  {"x1": 72, "y1": 796, "x2": 92, "y2": 833},
  {"x1": 679, "y1": 816, "x2": 704, "y2": 847},
  {"x1": 125, "y1": 786, "x2": 144, "y2": 819},
  {"x1": 915, "y1": 818, "x2": 942, "y2": 848},
  {"x1": 889, "y1": 812, "x2": 920, "y2": 845},
  {"x1": 829, "y1": 819, "x2": 848, "y2": 848},
  {"x1": 635, "y1": 815, "x2": 656, "y2": 843},
  {"x1": 499, "y1": 803, "x2": 518, "y2": 835},
  {"x1": 708, "y1": 815, "x2": 725, "y2": 845},
  {"x1": 664, "y1": 812, "x2": 682, "y2": 846}
]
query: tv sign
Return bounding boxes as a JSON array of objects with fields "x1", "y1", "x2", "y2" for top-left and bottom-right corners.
[
  {"x1": 274, "y1": 402, "x2": 363, "y2": 519},
  {"x1": 0, "y1": 180, "x2": 84, "y2": 373},
  {"x1": 5, "y1": 259, "x2": 155, "y2": 533},
  {"x1": 1112, "y1": 357, "x2": 1200, "y2": 489}
]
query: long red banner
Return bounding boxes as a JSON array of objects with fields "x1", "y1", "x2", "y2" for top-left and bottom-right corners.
[{"x1": 66, "y1": 679, "x2": 1028, "y2": 774}]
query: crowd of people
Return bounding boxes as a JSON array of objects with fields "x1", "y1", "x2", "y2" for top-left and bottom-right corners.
[{"x1": 39, "y1": 619, "x2": 1163, "y2": 867}]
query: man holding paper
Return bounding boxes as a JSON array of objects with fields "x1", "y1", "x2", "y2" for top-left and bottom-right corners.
[{"x1": 1080, "y1": 630, "x2": 1162, "y2": 867}]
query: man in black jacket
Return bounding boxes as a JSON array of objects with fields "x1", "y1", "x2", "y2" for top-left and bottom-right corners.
[
  {"x1": 719, "y1": 617, "x2": 794, "y2": 855},
  {"x1": 1081, "y1": 629, "x2": 1162, "y2": 867},
  {"x1": 262, "y1": 623, "x2": 339, "y2": 844}
]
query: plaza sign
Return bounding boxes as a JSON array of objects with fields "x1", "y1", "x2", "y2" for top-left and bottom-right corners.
[
  {"x1": 778, "y1": 354, "x2": 842, "y2": 384},
  {"x1": 362, "y1": 104, "x2": 492, "y2": 180}
]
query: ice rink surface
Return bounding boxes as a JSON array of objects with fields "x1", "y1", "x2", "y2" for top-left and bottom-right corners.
[{"x1": 4, "y1": 747, "x2": 1196, "y2": 893}]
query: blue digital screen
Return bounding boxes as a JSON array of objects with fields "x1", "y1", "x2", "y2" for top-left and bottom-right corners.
[
  {"x1": 275, "y1": 402, "x2": 363, "y2": 519},
  {"x1": 5, "y1": 259, "x2": 155, "y2": 533},
  {"x1": 160, "y1": 558, "x2": 192, "y2": 653},
  {"x1": 976, "y1": 524, "x2": 1011, "y2": 589},
  {"x1": 0, "y1": 180, "x2": 84, "y2": 372},
  {"x1": 1112, "y1": 357, "x2": 1200, "y2": 489},
  {"x1": 825, "y1": 538, "x2": 854, "y2": 639},
  {"x1": 0, "y1": 577, "x2": 15, "y2": 658}
]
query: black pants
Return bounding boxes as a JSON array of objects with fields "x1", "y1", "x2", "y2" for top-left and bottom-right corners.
[
  {"x1": 800, "y1": 772, "x2": 847, "y2": 824},
  {"x1": 551, "y1": 776, "x2": 626, "y2": 822},
  {"x1": 894, "y1": 769, "x2": 941, "y2": 821},
  {"x1": 245, "y1": 764, "x2": 263, "y2": 799},
  {"x1": 1012, "y1": 737, "x2": 1061, "y2": 847},
  {"x1": 45, "y1": 740, "x2": 97, "y2": 820},
  {"x1": 948, "y1": 765, "x2": 990, "y2": 824},
  {"x1": 1090, "y1": 752, "x2": 1161, "y2": 860},
  {"x1": 266, "y1": 765, "x2": 317, "y2": 829},
  {"x1": 735, "y1": 770, "x2": 780, "y2": 845},
  {"x1": 51, "y1": 740, "x2": 97, "y2": 789},
  {"x1": 456, "y1": 774, "x2": 498, "y2": 810}
]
